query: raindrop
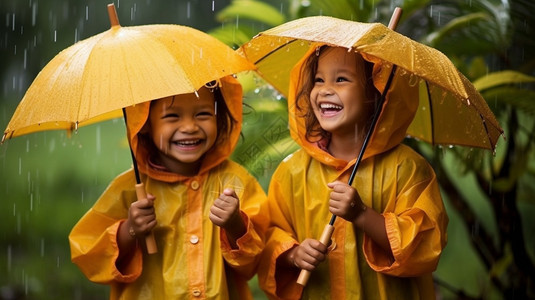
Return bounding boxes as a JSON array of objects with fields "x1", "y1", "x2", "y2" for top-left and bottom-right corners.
[
  {"x1": 86, "y1": 6, "x2": 89, "y2": 21},
  {"x1": 429, "y1": 5, "x2": 433, "y2": 18},
  {"x1": 130, "y1": 4, "x2": 136, "y2": 21},
  {"x1": 23, "y1": 49, "x2": 27, "y2": 69},
  {"x1": 30, "y1": 193, "x2": 33, "y2": 211},
  {"x1": 467, "y1": 98, "x2": 471, "y2": 106},
  {"x1": 41, "y1": 238, "x2": 45, "y2": 257},
  {"x1": 12, "y1": 13, "x2": 15, "y2": 31},
  {"x1": 254, "y1": 88, "x2": 260, "y2": 94},
  {"x1": 96, "y1": 125, "x2": 101, "y2": 155},
  {"x1": 212, "y1": 1, "x2": 215, "y2": 11},
  {"x1": 32, "y1": 2, "x2": 37, "y2": 26},
  {"x1": 235, "y1": 15, "x2": 239, "y2": 27},
  {"x1": 18, "y1": 157, "x2": 22, "y2": 175},
  {"x1": 74, "y1": 28, "x2": 78, "y2": 43},
  {"x1": 54, "y1": 30, "x2": 57, "y2": 42},
  {"x1": 187, "y1": 2, "x2": 191, "y2": 19},
  {"x1": 194, "y1": 90, "x2": 199, "y2": 98}
]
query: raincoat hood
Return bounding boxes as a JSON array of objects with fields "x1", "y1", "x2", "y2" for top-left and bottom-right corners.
[
  {"x1": 124, "y1": 75, "x2": 243, "y2": 182},
  {"x1": 288, "y1": 45, "x2": 419, "y2": 168}
]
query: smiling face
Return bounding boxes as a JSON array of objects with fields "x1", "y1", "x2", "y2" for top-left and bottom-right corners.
[
  {"x1": 148, "y1": 87, "x2": 217, "y2": 176},
  {"x1": 310, "y1": 47, "x2": 376, "y2": 140}
]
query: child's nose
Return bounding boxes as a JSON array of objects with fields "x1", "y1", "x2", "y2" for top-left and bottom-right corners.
[
  {"x1": 178, "y1": 118, "x2": 199, "y2": 132},
  {"x1": 319, "y1": 86, "x2": 334, "y2": 96}
]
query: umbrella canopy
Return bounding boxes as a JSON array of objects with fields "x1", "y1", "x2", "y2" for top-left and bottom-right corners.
[
  {"x1": 238, "y1": 16, "x2": 503, "y2": 151},
  {"x1": 2, "y1": 4, "x2": 255, "y2": 141}
]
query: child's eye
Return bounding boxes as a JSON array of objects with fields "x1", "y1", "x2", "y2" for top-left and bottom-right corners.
[
  {"x1": 162, "y1": 113, "x2": 179, "y2": 119},
  {"x1": 336, "y1": 77, "x2": 348, "y2": 82},
  {"x1": 314, "y1": 77, "x2": 324, "y2": 83},
  {"x1": 196, "y1": 111, "x2": 214, "y2": 118}
]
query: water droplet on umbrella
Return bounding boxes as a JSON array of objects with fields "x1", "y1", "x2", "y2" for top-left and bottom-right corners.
[{"x1": 408, "y1": 73, "x2": 419, "y2": 86}]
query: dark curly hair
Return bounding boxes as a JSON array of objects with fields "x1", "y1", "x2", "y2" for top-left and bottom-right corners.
[{"x1": 294, "y1": 46, "x2": 381, "y2": 143}]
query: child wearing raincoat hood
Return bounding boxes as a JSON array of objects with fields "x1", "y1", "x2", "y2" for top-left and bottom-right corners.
[
  {"x1": 69, "y1": 75, "x2": 268, "y2": 299},
  {"x1": 258, "y1": 46, "x2": 448, "y2": 299}
]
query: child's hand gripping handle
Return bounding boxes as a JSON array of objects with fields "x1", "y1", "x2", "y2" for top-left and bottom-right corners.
[
  {"x1": 296, "y1": 224, "x2": 334, "y2": 286},
  {"x1": 135, "y1": 183, "x2": 158, "y2": 254}
]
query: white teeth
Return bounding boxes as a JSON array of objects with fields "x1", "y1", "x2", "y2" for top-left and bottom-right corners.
[
  {"x1": 320, "y1": 103, "x2": 342, "y2": 110},
  {"x1": 175, "y1": 140, "x2": 200, "y2": 145}
]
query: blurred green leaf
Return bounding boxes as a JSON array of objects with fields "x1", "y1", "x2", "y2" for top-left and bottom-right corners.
[
  {"x1": 216, "y1": 0, "x2": 286, "y2": 26},
  {"x1": 474, "y1": 71, "x2": 535, "y2": 91}
]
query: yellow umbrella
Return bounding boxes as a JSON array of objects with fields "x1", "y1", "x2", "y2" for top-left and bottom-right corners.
[
  {"x1": 238, "y1": 14, "x2": 503, "y2": 151},
  {"x1": 3, "y1": 4, "x2": 254, "y2": 140},
  {"x1": 3, "y1": 4, "x2": 255, "y2": 254},
  {"x1": 239, "y1": 9, "x2": 504, "y2": 286}
]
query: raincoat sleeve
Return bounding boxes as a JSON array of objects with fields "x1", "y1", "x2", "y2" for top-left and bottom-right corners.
[
  {"x1": 219, "y1": 163, "x2": 268, "y2": 279},
  {"x1": 257, "y1": 157, "x2": 303, "y2": 300},
  {"x1": 69, "y1": 169, "x2": 143, "y2": 284},
  {"x1": 363, "y1": 146, "x2": 448, "y2": 277}
]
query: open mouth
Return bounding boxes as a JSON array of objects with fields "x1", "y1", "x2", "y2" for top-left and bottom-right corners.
[
  {"x1": 319, "y1": 102, "x2": 343, "y2": 115},
  {"x1": 172, "y1": 139, "x2": 203, "y2": 147}
]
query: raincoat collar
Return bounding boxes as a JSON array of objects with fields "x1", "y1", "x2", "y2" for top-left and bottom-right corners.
[
  {"x1": 124, "y1": 75, "x2": 243, "y2": 182},
  {"x1": 288, "y1": 45, "x2": 419, "y2": 170}
]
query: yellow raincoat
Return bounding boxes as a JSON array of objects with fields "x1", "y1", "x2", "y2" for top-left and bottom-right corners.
[
  {"x1": 69, "y1": 76, "x2": 267, "y2": 299},
  {"x1": 258, "y1": 48, "x2": 448, "y2": 299}
]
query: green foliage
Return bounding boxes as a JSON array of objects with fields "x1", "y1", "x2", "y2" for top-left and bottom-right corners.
[{"x1": 216, "y1": 0, "x2": 286, "y2": 26}]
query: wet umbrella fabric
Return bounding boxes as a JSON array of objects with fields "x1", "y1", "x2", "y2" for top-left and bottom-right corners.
[{"x1": 238, "y1": 15, "x2": 503, "y2": 151}]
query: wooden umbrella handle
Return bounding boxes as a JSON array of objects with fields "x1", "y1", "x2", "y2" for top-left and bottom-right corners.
[
  {"x1": 296, "y1": 224, "x2": 335, "y2": 285},
  {"x1": 296, "y1": 7, "x2": 403, "y2": 287},
  {"x1": 388, "y1": 7, "x2": 403, "y2": 30},
  {"x1": 135, "y1": 183, "x2": 158, "y2": 254}
]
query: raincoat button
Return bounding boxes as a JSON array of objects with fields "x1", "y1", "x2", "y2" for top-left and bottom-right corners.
[
  {"x1": 190, "y1": 235, "x2": 199, "y2": 244},
  {"x1": 191, "y1": 180, "x2": 199, "y2": 190},
  {"x1": 192, "y1": 289, "x2": 201, "y2": 297}
]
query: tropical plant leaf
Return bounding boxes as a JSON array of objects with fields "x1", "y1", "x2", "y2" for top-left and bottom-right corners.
[
  {"x1": 216, "y1": 0, "x2": 286, "y2": 26},
  {"x1": 474, "y1": 70, "x2": 535, "y2": 91},
  {"x1": 209, "y1": 26, "x2": 253, "y2": 49}
]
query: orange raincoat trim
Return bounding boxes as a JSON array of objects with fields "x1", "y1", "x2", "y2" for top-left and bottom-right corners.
[
  {"x1": 69, "y1": 76, "x2": 268, "y2": 299},
  {"x1": 258, "y1": 47, "x2": 448, "y2": 299}
]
